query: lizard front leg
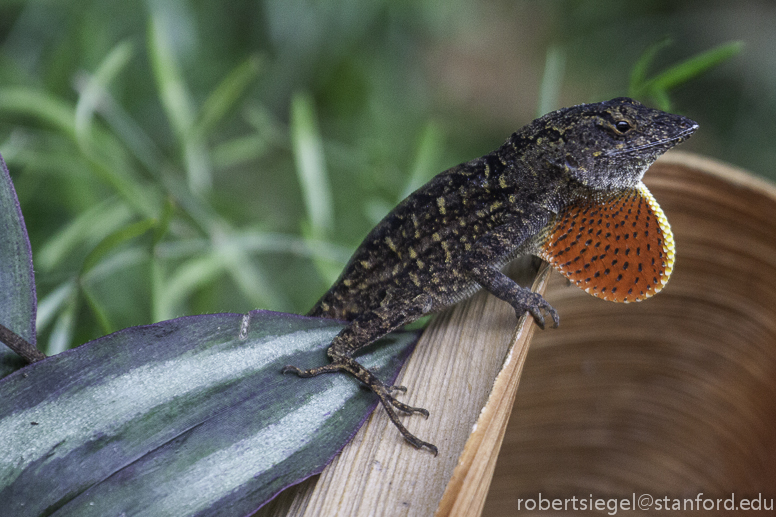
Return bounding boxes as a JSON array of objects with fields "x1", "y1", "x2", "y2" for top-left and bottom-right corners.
[
  {"x1": 467, "y1": 260, "x2": 559, "y2": 328},
  {"x1": 463, "y1": 213, "x2": 560, "y2": 329},
  {"x1": 283, "y1": 292, "x2": 439, "y2": 454}
]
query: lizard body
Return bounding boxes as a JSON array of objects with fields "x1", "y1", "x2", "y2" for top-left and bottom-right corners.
[{"x1": 284, "y1": 97, "x2": 697, "y2": 454}]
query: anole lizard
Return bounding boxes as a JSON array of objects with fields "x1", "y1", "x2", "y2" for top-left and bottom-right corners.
[{"x1": 284, "y1": 97, "x2": 697, "y2": 455}]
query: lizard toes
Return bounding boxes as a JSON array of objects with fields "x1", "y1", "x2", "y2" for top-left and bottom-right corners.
[
  {"x1": 533, "y1": 304, "x2": 560, "y2": 329},
  {"x1": 282, "y1": 363, "x2": 342, "y2": 377},
  {"x1": 388, "y1": 384, "x2": 408, "y2": 393},
  {"x1": 281, "y1": 365, "x2": 304, "y2": 375},
  {"x1": 518, "y1": 294, "x2": 559, "y2": 329},
  {"x1": 534, "y1": 292, "x2": 560, "y2": 328},
  {"x1": 527, "y1": 307, "x2": 546, "y2": 329},
  {"x1": 389, "y1": 395, "x2": 430, "y2": 417},
  {"x1": 406, "y1": 436, "x2": 439, "y2": 456},
  {"x1": 547, "y1": 305, "x2": 560, "y2": 328}
]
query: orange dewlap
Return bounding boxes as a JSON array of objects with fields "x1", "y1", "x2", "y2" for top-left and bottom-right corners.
[{"x1": 539, "y1": 181, "x2": 675, "y2": 303}]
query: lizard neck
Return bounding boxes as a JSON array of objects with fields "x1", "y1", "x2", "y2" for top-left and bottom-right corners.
[
  {"x1": 489, "y1": 141, "x2": 576, "y2": 215},
  {"x1": 494, "y1": 136, "x2": 645, "y2": 216}
]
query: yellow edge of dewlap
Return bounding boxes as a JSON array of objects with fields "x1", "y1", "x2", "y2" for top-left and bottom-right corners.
[{"x1": 637, "y1": 181, "x2": 675, "y2": 300}]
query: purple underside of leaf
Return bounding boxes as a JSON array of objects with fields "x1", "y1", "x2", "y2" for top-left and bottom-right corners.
[
  {"x1": 0, "y1": 154, "x2": 37, "y2": 348},
  {"x1": 0, "y1": 309, "x2": 419, "y2": 517}
]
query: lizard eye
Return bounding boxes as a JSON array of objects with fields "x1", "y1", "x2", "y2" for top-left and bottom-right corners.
[{"x1": 614, "y1": 120, "x2": 632, "y2": 133}]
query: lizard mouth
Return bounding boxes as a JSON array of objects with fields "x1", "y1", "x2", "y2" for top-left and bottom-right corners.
[{"x1": 606, "y1": 123, "x2": 699, "y2": 156}]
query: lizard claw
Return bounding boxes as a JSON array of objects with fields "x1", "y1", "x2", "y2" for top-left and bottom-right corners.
[
  {"x1": 281, "y1": 364, "x2": 305, "y2": 376},
  {"x1": 403, "y1": 435, "x2": 439, "y2": 456},
  {"x1": 518, "y1": 293, "x2": 559, "y2": 329}
]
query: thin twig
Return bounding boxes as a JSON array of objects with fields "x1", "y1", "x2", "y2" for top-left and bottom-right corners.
[{"x1": 0, "y1": 323, "x2": 46, "y2": 363}]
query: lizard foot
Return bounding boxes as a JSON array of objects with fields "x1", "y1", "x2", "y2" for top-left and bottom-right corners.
[
  {"x1": 369, "y1": 379, "x2": 437, "y2": 454},
  {"x1": 376, "y1": 391, "x2": 438, "y2": 455},
  {"x1": 516, "y1": 292, "x2": 560, "y2": 330},
  {"x1": 282, "y1": 358, "x2": 437, "y2": 455}
]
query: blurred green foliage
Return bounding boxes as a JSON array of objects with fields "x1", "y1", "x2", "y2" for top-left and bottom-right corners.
[
  {"x1": 629, "y1": 39, "x2": 744, "y2": 111},
  {"x1": 0, "y1": 1, "x2": 767, "y2": 353}
]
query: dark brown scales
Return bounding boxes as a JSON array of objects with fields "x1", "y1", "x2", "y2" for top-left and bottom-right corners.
[{"x1": 284, "y1": 97, "x2": 697, "y2": 454}]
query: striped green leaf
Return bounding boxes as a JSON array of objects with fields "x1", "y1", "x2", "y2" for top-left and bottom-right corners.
[{"x1": 0, "y1": 310, "x2": 418, "y2": 516}]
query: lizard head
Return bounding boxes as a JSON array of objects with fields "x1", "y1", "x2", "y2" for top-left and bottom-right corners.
[{"x1": 533, "y1": 97, "x2": 698, "y2": 191}]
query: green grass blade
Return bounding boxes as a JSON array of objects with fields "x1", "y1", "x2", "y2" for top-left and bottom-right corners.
[
  {"x1": 153, "y1": 197, "x2": 175, "y2": 246},
  {"x1": 150, "y1": 257, "x2": 166, "y2": 324},
  {"x1": 147, "y1": 11, "x2": 212, "y2": 193},
  {"x1": 147, "y1": 13, "x2": 194, "y2": 139},
  {"x1": 400, "y1": 121, "x2": 444, "y2": 200},
  {"x1": 155, "y1": 231, "x2": 351, "y2": 266},
  {"x1": 643, "y1": 41, "x2": 744, "y2": 96},
  {"x1": 80, "y1": 219, "x2": 157, "y2": 277},
  {"x1": 0, "y1": 93, "x2": 157, "y2": 218},
  {"x1": 74, "y1": 40, "x2": 136, "y2": 147},
  {"x1": 37, "y1": 198, "x2": 133, "y2": 272},
  {"x1": 221, "y1": 241, "x2": 290, "y2": 311},
  {"x1": 651, "y1": 88, "x2": 672, "y2": 112},
  {"x1": 536, "y1": 44, "x2": 566, "y2": 117},
  {"x1": 0, "y1": 87, "x2": 77, "y2": 140},
  {"x1": 86, "y1": 85, "x2": 166, "y2": 175},
  {"x1": 290, "y1": 91, "x2": 333, "y2": 236},
  {"x1": 157, "y1": 254, "x2": 226, "y2": 321},
  {"x1": 211, "y1": 133, "x2": 272, "y2": 170},
  {"x1": 629, "y1": 38, "x2": 672, "y2": 97},
  {"x1": 35, "y1": 280, "x2": 76, "y2": 335},
  {"x1": 80, "y1": 248, "x2": 149, "y2": 284},
  {"x1": 46, "y1": 299, "x2": 77, "y2": 355},
  {"x1": 195, "y1": 55, "x2": 263, "y2": 139},
  {"x1": 80, "y1": 284, "x2": 114, "y2": 336}
]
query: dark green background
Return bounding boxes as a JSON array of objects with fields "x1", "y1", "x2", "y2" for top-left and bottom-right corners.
[{"x1": 0, "y1": 0, "x2": 769, "y2": 352}]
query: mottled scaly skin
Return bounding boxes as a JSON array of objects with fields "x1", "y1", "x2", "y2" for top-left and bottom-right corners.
[
  {"x1": 310, "y1": 152, "x2": 565, "y2": 320},
  {"x1": 285, "y1": 98, "x2": 697, "y2": 454}
]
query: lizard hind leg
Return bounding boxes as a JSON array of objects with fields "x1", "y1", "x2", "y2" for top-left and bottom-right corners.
[
  {"x1": 282, "y1": 354, "x2": 438, "y2": 454},
  {"x1": 282, "y1": 292, "x2": 438, "y2": 453},
  {"x1": 310, "y1": 354, "x2": 438, "y2": 454}
]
